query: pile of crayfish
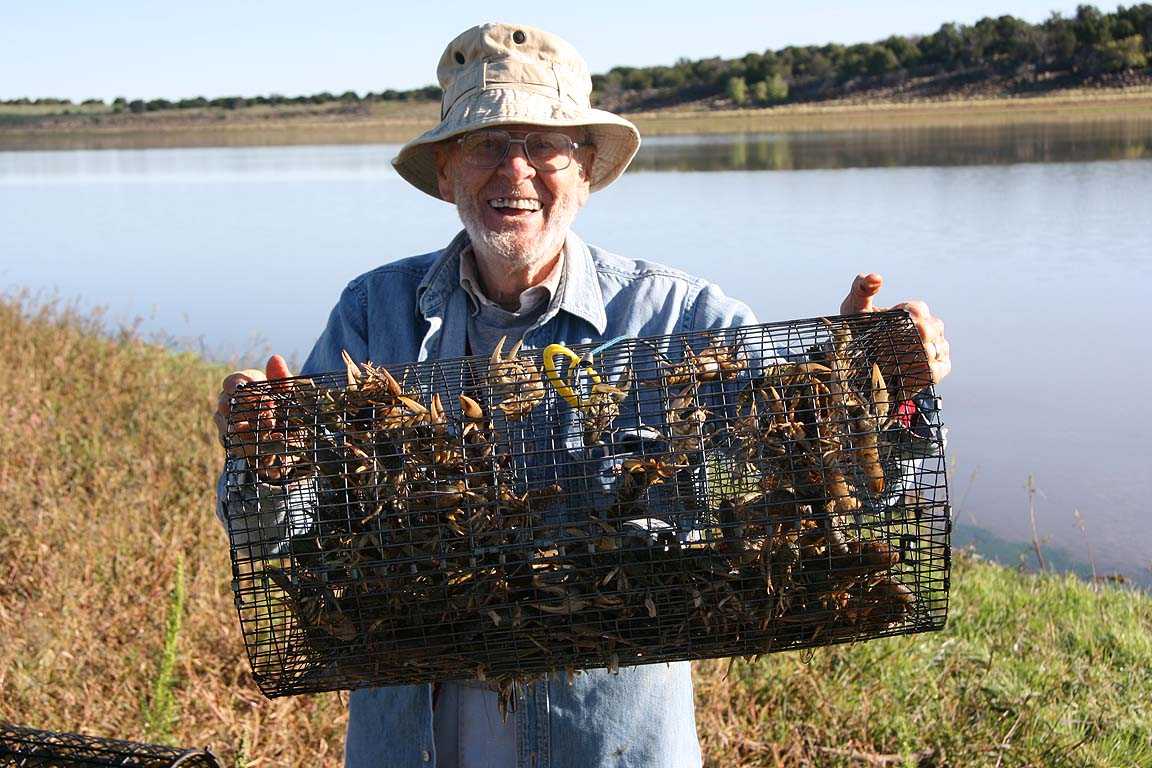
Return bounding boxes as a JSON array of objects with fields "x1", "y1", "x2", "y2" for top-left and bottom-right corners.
[{"x1": 228, "y1": 325, "x2": 936, "y2": 710}]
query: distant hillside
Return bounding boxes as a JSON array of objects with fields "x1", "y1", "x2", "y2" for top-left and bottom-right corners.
[
  {"x1": 4, "y1": 4, "x2": 1150, "y2": 116},
  {"x1": 593, "y1": 3, "x2": 1152, "y2": 110}
]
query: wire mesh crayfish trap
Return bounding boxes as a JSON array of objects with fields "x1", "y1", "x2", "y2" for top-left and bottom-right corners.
[
  {"x1": 0, "y1": 723, "x2": 220, "y2": 767},
  {"x1": 222, "y1": 309, "x2": 950, "y2": 703}
]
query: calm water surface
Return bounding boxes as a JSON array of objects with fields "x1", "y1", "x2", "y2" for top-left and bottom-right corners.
[{"x1": 2, "y1": 124, "x2": 1149, "y2": 583}]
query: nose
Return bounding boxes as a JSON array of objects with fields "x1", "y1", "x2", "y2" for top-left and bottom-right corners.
[{"x1": 496, "y1": 141, "x2": 536, "y2": 183}]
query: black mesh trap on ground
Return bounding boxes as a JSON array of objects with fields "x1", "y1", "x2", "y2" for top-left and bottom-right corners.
[
  {"x1": 0, "y1": 723, "x2": 219, "y2": 767},
  {"x1": 223, "y1": 310, "x2": 950, "y2": 700}
]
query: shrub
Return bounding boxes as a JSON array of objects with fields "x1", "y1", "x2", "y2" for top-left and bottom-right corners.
[{"x1": 726, "y1": 75, "x2": 748, "y2": 105}]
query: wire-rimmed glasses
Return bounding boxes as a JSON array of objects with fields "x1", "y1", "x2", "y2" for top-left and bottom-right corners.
[{"x1": 457, "y1": 129, "x2": 588, "y2": 171}]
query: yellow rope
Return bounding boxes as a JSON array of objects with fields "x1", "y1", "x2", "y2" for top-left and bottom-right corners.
[{"x1": 542, "y1": 343, "x2": 600, "y2": 409}]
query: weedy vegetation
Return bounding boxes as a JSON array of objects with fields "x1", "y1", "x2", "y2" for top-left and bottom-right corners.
[
  {"x1": 0, "y1": 295, "x2": 346, "y2": 766},
  {"x1": 142, "y1": 555, "x2": 186, "y2": 744},
  {"x1": 0, "y1": 294, "x2": 1148, "y2": 767}
]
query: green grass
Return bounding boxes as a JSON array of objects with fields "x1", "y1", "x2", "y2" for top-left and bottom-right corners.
[{"x1": 695, "y1": 551, "x2": 1152, "y2": 766}]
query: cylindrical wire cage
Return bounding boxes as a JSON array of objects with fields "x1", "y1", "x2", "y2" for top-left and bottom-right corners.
[
  {"x1": 223, "y1": 311, "x2": 950, "y2": 701},
  {"x1": 0, "y1": 723, "x2": 219, "y2": 768}
]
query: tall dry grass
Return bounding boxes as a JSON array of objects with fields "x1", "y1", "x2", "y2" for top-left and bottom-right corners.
[
  {"x1": 0, "y1": 296, "x2": 346, "y2": 766},
  {"x1": 1, "y1": 295, "x2": 1148, "y2": 767}
]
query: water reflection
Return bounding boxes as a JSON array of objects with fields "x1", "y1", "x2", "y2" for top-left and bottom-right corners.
[{"x1": 631, "y1": 121, "x2": 1152, "y2": 171}]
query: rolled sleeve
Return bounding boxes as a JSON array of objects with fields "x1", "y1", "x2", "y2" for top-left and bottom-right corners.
[{"x1": 215, "y1": 457, "x2": 318, "y2": 562}]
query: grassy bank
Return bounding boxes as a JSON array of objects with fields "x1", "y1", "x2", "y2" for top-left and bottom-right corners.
[
  {"x1": 2, "y1": 88, "x2": 1151, "y2": 151},
  {"x1": 1, "y1": 296, "x2": 1149, "y2": 767},
  {"x1": 630, "y1": 87, "x2": 1152, "y2": 136}
]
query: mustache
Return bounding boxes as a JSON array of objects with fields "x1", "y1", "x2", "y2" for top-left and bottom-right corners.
[{"x1": 484, "y1": 187, "x2": 546, "y2": 201}]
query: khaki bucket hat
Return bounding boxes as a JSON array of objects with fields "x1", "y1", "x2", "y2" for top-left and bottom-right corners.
[{"x1": 392, "y1": 22, "x2": 641, "y2": 200}]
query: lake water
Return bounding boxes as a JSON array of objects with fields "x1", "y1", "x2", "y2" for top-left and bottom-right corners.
[{"x1": 2, "y1": 121, "x2": 1150, "y2": 584}]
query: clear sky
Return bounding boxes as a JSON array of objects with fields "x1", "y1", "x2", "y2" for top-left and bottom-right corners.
[{"x1": 1, "y1": 1, "x2": 1086, "y2": 102}]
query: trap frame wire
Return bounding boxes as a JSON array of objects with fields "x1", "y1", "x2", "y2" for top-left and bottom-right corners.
[
  {"x1": 0, "y1": 723, "x2": 219, "y2": 768},
  {"x1": 223, "y1": 310, "x2": 950, "y2": 700}
]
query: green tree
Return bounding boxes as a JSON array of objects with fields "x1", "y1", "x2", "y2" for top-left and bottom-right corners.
[
  {"x1": 1113, "y1": 19, "x2": 1137, "y2": 38},
  {"x1": 726, "y1": 76, "x2": 748, "y2": 105},
  {"x1": 882, "y1": 35, "x2": 921, "y2": 67},
  {"x1": 692, "y1": 57, "x2": 726, "y2": 87},
  {"x1": 623, "y1": 69, "x2": 654, "y2": 90},
  {"x1": 1042, "y1": 12, "x2": 1079, "y2": 67},
  {"x1": 652, "y1": 66, "x2": 686, "y2": 88},
  {"x1": 1074, "y1": 4, "x2": 1112, "y2": 47},
  {"x1": 864, "y1": 45, "x2": 900, "y2": 75},
  {"x1": 1090, "y1": 33, "x2": 1148, "y2": 71},
  {"x1": 801, "y1": 51, "x2": 833, "y2": 81},
  {"x1": 920, "y1": 22, "x2": 965, "y2": 68},
  {"x1": 764, "y1": 73, "x2": 789, "y2": 101},
  {"x1": 741, "y1": 52, "x2": 766, "y2": 82},
  {"x1": 1117, "y1": 4, "x2": 1152, "y2": 45},
  {"x1": 984, "y1": 15, "x2": 1043, "y2": 68}
]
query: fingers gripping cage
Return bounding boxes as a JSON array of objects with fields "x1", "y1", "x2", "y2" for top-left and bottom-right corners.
[
  {"x1": 0, "y1": 723, "x2": 220, "y2": 767},
  {"x1": 223, "y1": 310, "x2": 950, "y2": 703}
]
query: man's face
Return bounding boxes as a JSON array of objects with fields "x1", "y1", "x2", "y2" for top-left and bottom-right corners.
[{"x1": 435, "y1": 124, "x2": 593, "y2": 270}]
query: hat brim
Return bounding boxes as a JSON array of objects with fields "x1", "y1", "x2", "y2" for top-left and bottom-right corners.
[{"x1": 392, "y1": 89, "x2": 640, "y2": 200}]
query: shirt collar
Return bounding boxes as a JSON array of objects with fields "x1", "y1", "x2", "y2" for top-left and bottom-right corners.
[
  {"x1": 418, "y1": 229, "x2": 607, "y2": 335},
  {"x1": 556, "y1": 230, "x2": 608, "y2": 335},
  {"x1": 458, "y1": 244, "x2": 562, "y2": 315}
]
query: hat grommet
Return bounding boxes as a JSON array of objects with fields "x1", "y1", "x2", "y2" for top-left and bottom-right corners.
[
  {"x1": 454, "y1": 51, "x2": 465, "y2": 64},
  {"x1": 512, "y1": 30, "x2": 526, "y2": 44}
]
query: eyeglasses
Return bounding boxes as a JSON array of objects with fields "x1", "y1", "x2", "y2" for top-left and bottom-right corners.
[{"x1": 457, "y1": 129, "x2": 588, "y2": 171}]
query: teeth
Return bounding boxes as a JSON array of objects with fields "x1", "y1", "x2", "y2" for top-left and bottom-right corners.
[{"x1": 489, "y1": 198, "x2": 541, "y2": 211}]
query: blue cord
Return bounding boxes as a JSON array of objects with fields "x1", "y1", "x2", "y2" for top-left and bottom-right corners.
[{"x1": 585, "y1": 335, "x2": 629, "y2": 362}]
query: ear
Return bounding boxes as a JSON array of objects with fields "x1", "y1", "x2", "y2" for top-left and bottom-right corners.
[
  {"x1": 433, "y1": 144, "x2": 456, "y2": 203},
  {"x1": 578, "y1": 143, "x2": 596, "y2": 185}
]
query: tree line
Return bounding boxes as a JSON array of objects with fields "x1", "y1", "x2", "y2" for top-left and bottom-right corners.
[
  {"x1": 4, "y1": 4, "x2": 1150, "y2": 112},
  {"x1": 1, "y1": 87, "x2": 442, "y2": 114},
  {"x1": 596, "y1": 3, "x2": 1152, "y2": 107}
]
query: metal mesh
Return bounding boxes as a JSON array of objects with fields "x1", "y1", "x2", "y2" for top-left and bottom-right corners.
[
  {"x1": 0, "y1": 723, "x2": 219, "y2": 767},
  {"x1": 223, "y1": 311, "x2": 950, "y2": 701}
]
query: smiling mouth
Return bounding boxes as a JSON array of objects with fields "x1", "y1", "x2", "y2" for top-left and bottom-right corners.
[{"x1": 489, "y1": 197, "x2": 542, "y2": 214}]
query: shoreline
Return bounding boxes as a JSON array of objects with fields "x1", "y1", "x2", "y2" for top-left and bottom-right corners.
[{"x1": 2, "y1": 88, "x2": 1151, "y2": 151}]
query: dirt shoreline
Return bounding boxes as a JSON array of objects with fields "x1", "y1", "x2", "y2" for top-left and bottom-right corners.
[{"x1": 2, "y1": 88, "x2": 1151, "y2": 151}]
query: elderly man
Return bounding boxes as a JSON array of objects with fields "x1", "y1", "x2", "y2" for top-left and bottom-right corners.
[{"x1": 214, "y1": 21, "x2": 950, "y2": 768}]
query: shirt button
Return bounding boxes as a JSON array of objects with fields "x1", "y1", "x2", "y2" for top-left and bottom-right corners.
[{"x1": 421, "y1": 750, "x2": 431, "y2": 762}]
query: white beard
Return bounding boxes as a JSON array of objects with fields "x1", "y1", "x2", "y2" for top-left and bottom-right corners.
[{"x1": 454, "y1": 178, "x2": 586, "y2": 272}]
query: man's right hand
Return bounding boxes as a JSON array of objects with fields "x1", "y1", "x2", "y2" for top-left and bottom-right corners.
[{"x1": 214, "y1": 354, "x2": 294, "y2": 463}]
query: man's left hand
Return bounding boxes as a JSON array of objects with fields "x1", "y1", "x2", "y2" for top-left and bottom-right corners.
[{"x1": 840, "y1": 272, "x2": 951, "y2": 386}]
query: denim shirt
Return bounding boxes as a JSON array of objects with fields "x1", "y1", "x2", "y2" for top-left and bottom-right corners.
[{"x1": 224, "y1": 229, "x2": 757, "y2": 768}]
